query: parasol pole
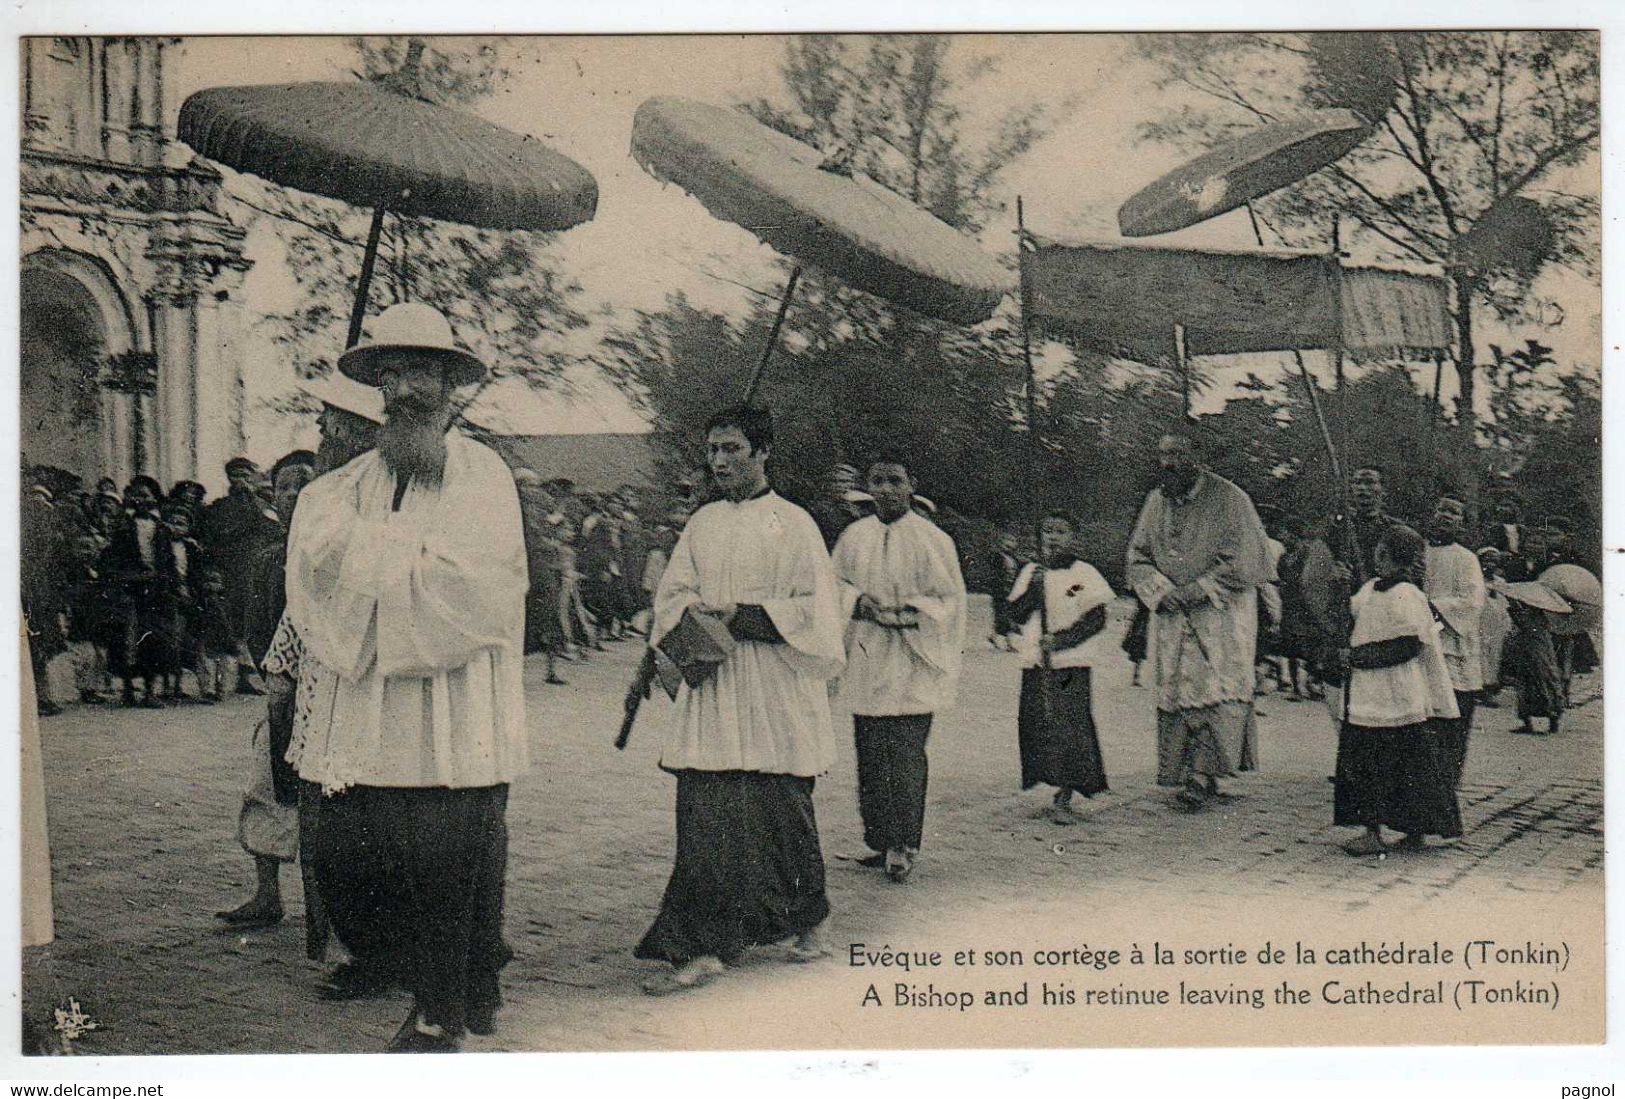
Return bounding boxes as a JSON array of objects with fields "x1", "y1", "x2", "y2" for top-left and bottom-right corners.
[
  {"x1": 1247, "y1": 201, "x2": 1356, "y2": 722},
  {"x1": 345, "y1": 203, "x2": 390, "y2": 349},
  {"x1": 1330, "y1": 219, "x2": 1347, "y2": 391},
  {"x1": 1430, "y1": 350, "x2": 1446, "y2": 427},
  {"x1": 1174, "y1": 323, "x2": 1192, "y2": 420},
  {"x1": 1016, "y1": 197, "x2": 1054, "y2": 709},
  {"x1": 742, "y1": 265, "x2": 802, "y2": 404}
]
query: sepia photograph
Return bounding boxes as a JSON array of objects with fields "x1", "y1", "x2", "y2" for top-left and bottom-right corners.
[{"x1": 12, "y1": 20, "x2": 1605, "y2": 1065}]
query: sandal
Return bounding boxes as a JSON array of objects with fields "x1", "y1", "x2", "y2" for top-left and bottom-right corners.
[
  {"x1": 1342, "y1": 832, "x2": 1388, "y2": 857},
  {"x1": 1175, "y1": 779, "x2": 1210, "y2": 810},
  {"x1": 317, "y1": 960, "x2": 396, "y2": 1001},
  {"x1": 215, "y1": 900, "x2": 284, "y2": 929},
  {"x1": 387, "y1": 1007, "x2": 460, "y2": 1053},
  {"x1": 641, "y1": 957, "x2": 723, "y2": 996}
]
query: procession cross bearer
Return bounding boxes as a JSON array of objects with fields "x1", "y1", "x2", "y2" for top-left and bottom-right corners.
[
  {"x1": 281, "y1": 302, "x2": 529, "y2": 1053},
  {"x1": 1127, "y1": 432, "x2": 1275, "y2": 810},
  {"x1": 831, "y1": 455, "x2": 966, "y2": 883},
  {"x1": 634, "y1": 404, "x2": 845, "y2": 995}
]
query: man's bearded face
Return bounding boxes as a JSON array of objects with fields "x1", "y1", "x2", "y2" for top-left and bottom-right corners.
[
  {"x1": 376, "y1": 355, "x2": 454, "y2": 483},
  {"x1": 1156, "y1": 435, "x2": 1199, "y2": 498}
]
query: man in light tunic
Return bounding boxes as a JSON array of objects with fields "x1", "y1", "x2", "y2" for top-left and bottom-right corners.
[
  {"x1": 1423, "y1": 495, "x2": 1486, "y2": 788},
  {"x1": 1127, "y1": 433, "x2": 1275, "y2": 810},
  {"x1": 831, "y1": 456, "x2": 966, "y2": 883},
  {"x1": 281, "y1": 303, "x2": 529, "y2": 1052},
  {"x1": 258, "y1": 374, "x2": 384, "y2": 986},
  {"x1": 634, "y1": 404, "x2": 845, "y2": 995}
]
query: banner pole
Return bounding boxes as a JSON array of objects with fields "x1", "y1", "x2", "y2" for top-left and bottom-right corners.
[{"x1": 1016, "y1": 197, "x2": 1054, "y2": 716}]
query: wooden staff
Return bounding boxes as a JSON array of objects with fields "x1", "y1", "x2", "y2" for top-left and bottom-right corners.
[{"x1": 1015, "y1": 198, "x2": 1053, "y2": 716}]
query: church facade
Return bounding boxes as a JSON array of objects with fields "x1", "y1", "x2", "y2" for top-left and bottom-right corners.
[{"x1": 21, "y1": 36, "x2": 251, "y2": 493}]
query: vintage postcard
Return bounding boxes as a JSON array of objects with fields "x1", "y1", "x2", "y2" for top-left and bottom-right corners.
[{"x1": 14, "y1": 26, "x2": 1603, "y2": 1062}]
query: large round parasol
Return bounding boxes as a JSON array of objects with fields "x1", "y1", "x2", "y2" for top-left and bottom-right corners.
[
  {"x1": 1502, "y1": 581, "x2": 1573, "y2": 616},
  {"x1": 1538, "y1": 563, "x2": 1601, "y2": 636},
  {"x1": 1117, "y1": 109, "x2": 1372, "y2": 238},
  {"x1": 631, "y1": 95, "x2": 1011, "y2": 399},
  {"x1": 178, "y1": 42, "x2": 598, "y2": 348}
]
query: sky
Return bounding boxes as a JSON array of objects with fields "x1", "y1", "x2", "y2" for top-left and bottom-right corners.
[{"x1": 166, "y1": 34, "x2": 1601, "y2": 459}]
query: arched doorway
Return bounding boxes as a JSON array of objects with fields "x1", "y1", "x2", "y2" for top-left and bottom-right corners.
[{"x1": 20, "y1": 250, "x2": 138, "y2": 486}]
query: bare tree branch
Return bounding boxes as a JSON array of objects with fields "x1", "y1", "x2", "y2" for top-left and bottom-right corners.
[
  {"x1": 1324, "y1": 163, "x2": 1446, "y2": 254},
  {"x1": 1497, "y1": 126, "x2": 1600, "y2": 199},
  {"x1": 228, "y1": 193, "x2": 362, "y2": 249},
  {"x1": 1348, "y1": 212, "x2": 1438, "y2": 264}
]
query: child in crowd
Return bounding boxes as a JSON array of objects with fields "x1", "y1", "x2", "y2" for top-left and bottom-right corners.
[
  {"x1": 154, "y1": 499, "x2": 204, "y2": 703},
  {"x1": 1333, "y1": 524, "x2": 1462, "y2": 856},
  {"x1": 194, "y1": 567, "x2": 236, "y2": 703},
  {"x1": 66, "y1": 531, "x2": 115, "y2": 703}
]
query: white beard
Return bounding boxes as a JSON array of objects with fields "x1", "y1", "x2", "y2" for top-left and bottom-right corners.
[{"x1": 377, "y1": 404, "x2": 450, "y2": 486}]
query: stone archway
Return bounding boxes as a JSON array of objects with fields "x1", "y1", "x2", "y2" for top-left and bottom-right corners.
[{"x1": 20, "y1": 249, "x2": 139, "y2": 485}]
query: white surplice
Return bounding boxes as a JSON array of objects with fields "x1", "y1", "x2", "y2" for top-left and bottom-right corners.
[
  {"x1": 1347, "y1": 579, "x2": 1459, "y2": 728},
  {"x1": 652, "y1": 491, "x2": 844, "y2": 777},
  {"x1": 1006, "y1": 559, "x2": 1115, "y2": 670},
  {"x1": 281, "y1": 431, "x2": 530, "y2": 792},
  {"x1": 831, "y1": 510, "x2": 967, "y2": 716},
  {"x1": 1424, "y1": 542, "x2": 1486, "y2": 693}
]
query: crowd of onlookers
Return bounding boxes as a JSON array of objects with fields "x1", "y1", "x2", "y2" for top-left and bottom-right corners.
[
  {"x1": 23, "y1": 451, "x2": 1597, "y2": 737},
  {"x1": 20, "y1": 457, "x2": 696, "y2": 715},
  {"x1": 508, "y1": 469, "x2": 694, "y2": 685},
  {"x1": 21, "y1": 459, "x2": 286, "y2": 715}
]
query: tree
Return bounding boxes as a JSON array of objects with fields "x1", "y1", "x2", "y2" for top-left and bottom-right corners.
[
  {"x1": 226, "y1": 36, "x2": 591, "y2": 428},
  {"x1": 1134, "y1": 31, "x2": 1599, "y2": 442}
]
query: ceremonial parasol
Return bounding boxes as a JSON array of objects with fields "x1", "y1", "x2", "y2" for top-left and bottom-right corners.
[
  {"x1": 1538, "y1": 563, "x2": 1601, "y2": 636},
  {"x1": 178, "y1": 40, "x2": 599, "y2": 350},
  {"x1": 1503, "y1": 581, "x2": 1573, "y2": 616},
  {"x1": 630, "y1": 95, "x2": 1011, "y2": 401},
  {"x1": 1117, "y1": 110, "x2": 1372, "y2": 239}
]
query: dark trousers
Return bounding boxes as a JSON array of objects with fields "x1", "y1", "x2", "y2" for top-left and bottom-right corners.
[
  {"x1": 854, "y1": 714, "x2": 933, "y2": 853},
  {"x1": 301, "y1": 783, "x2": 512, "y2": 1036},
  {"x1": 636, "y1": 770, "x2": 829, "y2": 966},
  {"x1": 1436, "y1": 689, "x2": 1477, "y2": 789},
  {"x1": 1333, "y1": 722, "x2": 1462, "y2": 839}
]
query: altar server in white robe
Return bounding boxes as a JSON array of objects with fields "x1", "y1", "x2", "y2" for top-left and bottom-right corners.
[
  {"x1": 831, "y1": 456, "x2": 966, "y2": 882},
  {"x1": 1423, "y1": 495, "x2": 1486, "y2": 788},
  {"x1": 282, "y1": 303, "x2": 528, "y2": 1053},
  {"x1": 1009, "y1": 511, "x2": 1116, "y2": 824},
  {"x1": 634, "y1": 405, "x2": 845, "y2": 995}
]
